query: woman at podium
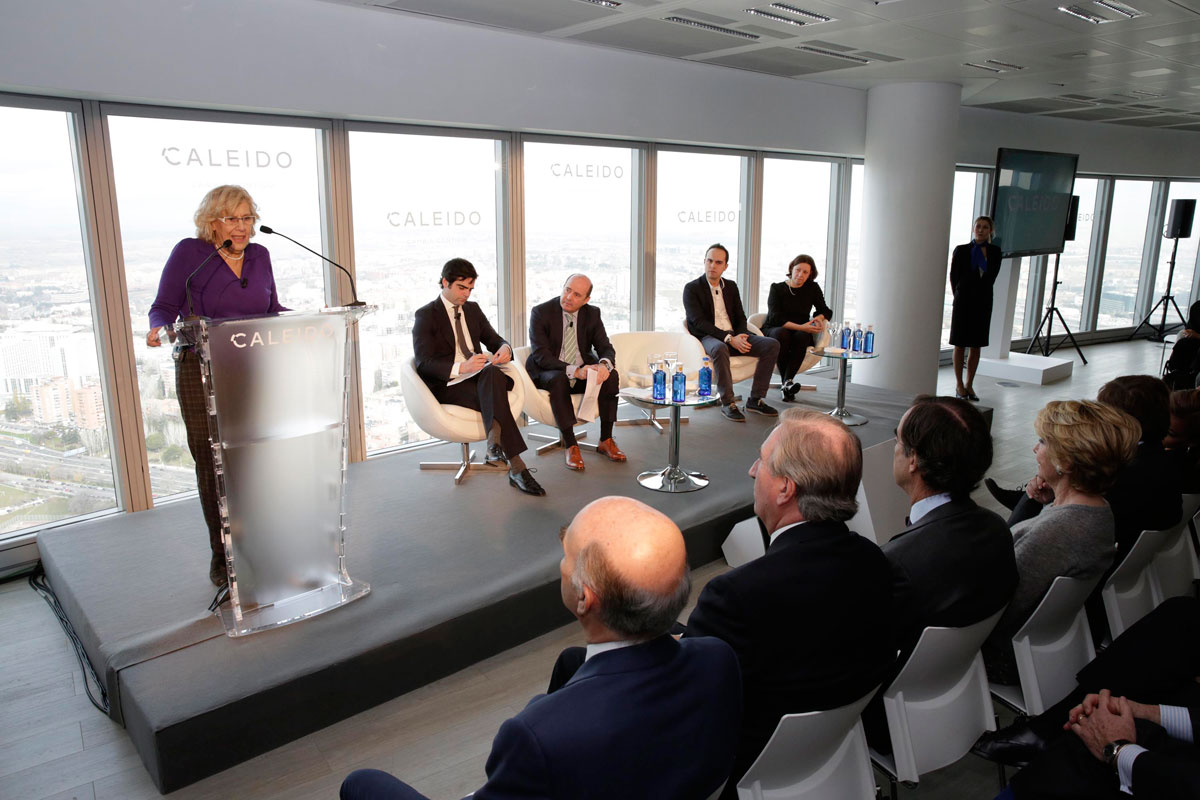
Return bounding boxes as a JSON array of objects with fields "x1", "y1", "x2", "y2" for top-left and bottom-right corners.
[
  {"x1": 762, "y1": 254, "x2": 833, "y2": 402},
  {"x1": 145, "y1": 185, "x2": 287, "y2": 587}
]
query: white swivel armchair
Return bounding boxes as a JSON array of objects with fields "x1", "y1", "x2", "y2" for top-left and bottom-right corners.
[
  {"x1": 610, "y1": 331, "x2": 707, "y2": 433},
  {"x1": 399, "y1": 356, "x2": 524, "y2": 484},
  {"x1": 511, "y1": 345, "x2": 598, "y2": 455}
]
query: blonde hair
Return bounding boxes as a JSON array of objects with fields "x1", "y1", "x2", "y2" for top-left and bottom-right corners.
[
  {"x1": 765, "y1": 409, "x2": 862, "y2": 522},
  {"x1": 1035, "y1": 400, "x2": 1139, "y2": 495},
  {"x1": 193, "y1": 185, "x2": 259, "y2": 245}
]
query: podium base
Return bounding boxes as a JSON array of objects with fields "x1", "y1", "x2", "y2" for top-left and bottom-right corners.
[{"x1": 216, "y1": 577, "x2": 370, "y2": 637}]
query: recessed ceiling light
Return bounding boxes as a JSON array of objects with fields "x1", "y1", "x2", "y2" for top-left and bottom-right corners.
[
  {"x1": 797, "y1": 45, "x2": 870, "y2": 64},
  {"x1": 985, "y1": 59, "x2": 1026, "y2": 70},
  {"x1": 573, "y1": 0, "x2": 620, "y2": 7},
  {"x1": 1058, "y1": 5, "x2": 1112, "y2": 23},
  {"x1": 770, "y1": 3, "x2": 834, "y2": 23},
  {"x1": 745, "y1": 9, "x2": 807, "y2": 27},
  {"x1": 1093, "y1": 0, "x2": 1144, "y2": 19},
  {"x1": 964, "y1": 62, "x2": 1005, "y2": 73},
  {"x1": 662, "y1": 16, "x2": 761, "y2": 40},
  {"x1": 1129, "y1": 88, "x2": 1166, "y2": 98}
]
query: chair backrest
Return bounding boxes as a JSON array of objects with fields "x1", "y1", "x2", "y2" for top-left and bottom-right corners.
[
  {"x1": 737, "y1": 686, "x2": 879, "y2": 800},
  {"x1": 399, "y1": 356, "x2": 524, "y2": 444},
  {"x1": 610, "y1": 331, "x2": 706, "y2": 387},
  {"x1": 1149, "y1": 518, "x2": 1198, "y2": 605},
  {"x1": 1103, "y1": 529, "x2": 1166, "y2": 638},
  {"x1": 880, "y1": 607, "x2": 1004, "y2": 783},
  {"x1": 747, "y1": 312, "x2": 767, "y2": 331},
  {"x1": 1010, "y1": 575, "x2": 1100, "y2": 715}
]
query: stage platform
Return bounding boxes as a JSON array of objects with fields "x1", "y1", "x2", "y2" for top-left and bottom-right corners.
[{"x1": 38, "y1": 374, "x2": 911, "y2": 793}]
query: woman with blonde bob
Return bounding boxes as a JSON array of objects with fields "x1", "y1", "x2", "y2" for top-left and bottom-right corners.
[
  {"x1": 146, "y1": 185, "x2": 287, "y2": 586},
  {"x1": 983, "y1": 399, "x2": 1139, "y2": 685}
]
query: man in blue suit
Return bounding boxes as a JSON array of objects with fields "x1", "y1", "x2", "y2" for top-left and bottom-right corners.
[{"x1": 340, "y1": 496, "x2": 743, "y2": 800}]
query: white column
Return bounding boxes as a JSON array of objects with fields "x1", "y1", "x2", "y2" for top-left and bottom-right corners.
[{"x1": 852, "y1": 82, "x2": 960, "y2": 396}]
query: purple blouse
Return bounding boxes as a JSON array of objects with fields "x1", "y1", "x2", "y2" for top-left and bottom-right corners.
[{"x1": 148, "y1": 238, "x2": 287, "y2": 330}]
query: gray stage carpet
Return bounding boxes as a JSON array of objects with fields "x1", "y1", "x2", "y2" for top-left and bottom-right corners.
[{"x1": 37, "y1": 373, "x2": 912, "y2": 792}]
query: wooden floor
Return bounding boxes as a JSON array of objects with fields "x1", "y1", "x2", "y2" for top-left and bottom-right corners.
[{"x1": 0, "y1": 339, "x2": 1169, "y2": 800}]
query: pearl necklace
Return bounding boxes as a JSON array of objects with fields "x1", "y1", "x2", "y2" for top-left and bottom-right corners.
[{"x1": 219, "y1": 247, "x2": 244, "y2": 262}]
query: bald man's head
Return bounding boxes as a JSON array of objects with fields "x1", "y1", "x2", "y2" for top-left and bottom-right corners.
[{"x1": 560, "y1": 496, "x2": 690, "y2": 641}]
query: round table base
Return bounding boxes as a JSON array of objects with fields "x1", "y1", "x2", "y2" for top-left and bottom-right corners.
[
  {"x1": 828, "y1": 408, "x2": 868, "y2": 426},
  {"x1": 637, "y1": 465, "x2": 709, "y2": 493}
]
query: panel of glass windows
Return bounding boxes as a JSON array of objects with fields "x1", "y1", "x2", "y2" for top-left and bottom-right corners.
[
  {"x1": 842, "y1": 164, "x2": 864, "y2": 326},
  {"x1": 524, "y1": 141, "x2": 632, "y2": 333},
  {"x1": 1155, "y1": 181, "x2": 1200, "y2": 314},
  {"x1": 1055, "y1": 177, "x2": 1098, "y2": 333},
  {"x1": 0, "y1": 105, "x2": 118, "y2": 537},
  {"x1": 348, "y1": 130, "x2": 501, "y2": 453},
  {"x1": 107, "y1": 114, "x2": 326, "y2": 498},
  {"x1": 941, "y1": 172, "x2": 982, "y2": 348},
  {"x1": 1097, "y1": 180, "x2": 1153, "y2": 330},
  {"x1": 758, "y1": 158, "x2": 833, "y2": 312},
  {"x1": 655, "y1": 150, "x2": 745, "y2": 330}
]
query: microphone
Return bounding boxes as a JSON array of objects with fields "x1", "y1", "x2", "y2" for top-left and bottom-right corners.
[
  {"x1": 258, "y1": 225, "x2": 365, "y2": 306},
  {"x1": 184, "y1": 239, "x2": 232, "y2": 318},
  {"x1": 241, "y1": 277, "x2": 248, "y2": 289}
]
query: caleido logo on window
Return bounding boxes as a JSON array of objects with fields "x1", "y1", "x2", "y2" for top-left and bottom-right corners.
[
  {"x1": 550, "y1": 162, "x2": 624, "y2": 179},
  {"x1": 387, "y1": 210, "x2": 483, "y2": 228},
  {"x1": 675, "y1": 209, "x2": 738, "y2": 224},
  {"x1": 160, "y1": 146, "x2": 294, "y2": 169}
]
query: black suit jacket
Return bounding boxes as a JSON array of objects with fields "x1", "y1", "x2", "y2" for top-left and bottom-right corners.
[
  {"x1": 1132, "y1": 708, "x2": 1200, "y2": 799},
  {"x1": 883, "y1": 497, "x2": 1018, "y2": 668},
  {"x1": 470, "y1": 635, "x2": 742, "y2": 800},
  {"x1": 525, "y1": 298, "x2": 615, "y2": 378},
  {"x1": 412, "y1": 297, "x2": 508, "y2": 393},
  {"x1": 683, "y1": 275, "x2": 749, "y2": 341},
  {"x1": 1109, "y1": 440, "x2": 1182, "y2": 555},
  {"x1": 685, "y1": 520, "x2": 894, "y2": 790}
]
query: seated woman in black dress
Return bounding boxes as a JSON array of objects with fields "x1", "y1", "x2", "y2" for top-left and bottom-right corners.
[{"x1": 763, "y1": 254, "x2": 834, "y2": 402}]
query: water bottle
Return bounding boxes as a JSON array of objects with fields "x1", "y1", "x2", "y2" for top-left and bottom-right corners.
[
  {"x1": 652, "y1": 359, "x2": 667, "y2": 402},
  {"x1": 840, "y1": 321, "x2": 851, "y2": 350},
  {"x1": 672, "y1": 364, "x2": 686, "y2": 403},
  {"x1": 698, "y1": 356, "x2": 713, "y2": 397},
  {"x1": 852, "y1": 323, "x2": 864, "y2": 352},
  {"x1": 864, "y1": 325, "x2": 875, "y2": 354}
]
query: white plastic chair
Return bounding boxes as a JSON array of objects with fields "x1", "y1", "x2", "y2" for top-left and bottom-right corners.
[
  {"x1": 511, "y1": 345, "x2": 598, "y2": 455},
  {"x1": 1102, "y1": 529, "x2": 1166, "y2": 639},
  {"x1": 399, "y1": 356, "x2": 524, "y2": 484},
  {"x1": 609, "y1": 331, "x2": 706, "y2": 433},
  {"x1": 736, "y1": 686, "x2": 879, "y2": 800},
  {"x1": 870, "y1": 607, "x2": 1005, "y2": 794},
  {"x1": 990, "y1": 576, "x2": 1100, "y2": 716},
  {"x1": 747, "y1": 312, "x2": 831, "y2": 392},
  {"x1": 1149, "y1": 518, "x2": 1199, "y2": 605},
  {"x1": 722, "y1": 516, "x2": 766, "y2": 568}
]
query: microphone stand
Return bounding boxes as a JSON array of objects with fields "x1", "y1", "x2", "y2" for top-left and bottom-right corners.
[{"x1": 258, "y1": 226, "x2": 365, "y2": 307}]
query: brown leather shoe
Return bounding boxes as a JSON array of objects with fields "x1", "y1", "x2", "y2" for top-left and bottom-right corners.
[
  {"x1": 596, "y1": 438, "x2": 627, "y2": 462},
  {"x1": 565, "y1": 444, "x2": 585, "y2": 471}
]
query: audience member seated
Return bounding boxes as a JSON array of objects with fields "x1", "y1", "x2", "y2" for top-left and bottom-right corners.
[
  {"x1": 988, "y1": 375, "x2": 1181, "y2": 558},
  {"x1": 981, "y1": 400, "x2": 1139, "y2": 685},
  {"x1": 1165, "y1": 388, "x2": 1200, "y2": 492},
  {"x1": 976, "y1": 596, "x2": 1200, "y2": 771},
  {"x1": 1163, "y1": 300, "x2": 1200, "y2": 390},
  {"x1": 684, "y1": 409, "x2": 894, "y2": 797},
  {"x1": 340, "y1": 496, "x2": 742, "y2": 800}
]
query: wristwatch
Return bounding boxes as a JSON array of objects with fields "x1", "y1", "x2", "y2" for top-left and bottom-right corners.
[{"x1": 1103, "y1": 739, "x2": 1133, "y2": 772}]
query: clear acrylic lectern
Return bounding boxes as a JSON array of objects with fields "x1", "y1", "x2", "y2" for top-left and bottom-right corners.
[{"x1": 176, "y1": 306, "x2": 373, "y2": 637}]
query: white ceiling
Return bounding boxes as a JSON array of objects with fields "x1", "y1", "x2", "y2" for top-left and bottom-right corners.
[{"x1": 319, "y1": 0, "x2": 1200, "y2": 131}]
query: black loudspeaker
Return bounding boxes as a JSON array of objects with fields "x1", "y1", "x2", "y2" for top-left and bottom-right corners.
[
  {"x1": 1166, "y1": 198, "x2": 1196, "y2": 239},
  {"x1": 1063, "y1": 195, "x2": 1080, "y2": 242}
]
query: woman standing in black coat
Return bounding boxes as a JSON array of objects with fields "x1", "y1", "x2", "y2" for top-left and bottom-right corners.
[
  {"x1": 763, "y1": 254, "x2": 834, "y2": 402},
  {"x1": 949, "y1": 215, "x2": 1003, "y2": 401}
]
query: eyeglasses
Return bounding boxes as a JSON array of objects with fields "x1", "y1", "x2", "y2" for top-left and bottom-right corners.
[{"x1": 218, "y1": 215, "x2": 257, "y2": 226}]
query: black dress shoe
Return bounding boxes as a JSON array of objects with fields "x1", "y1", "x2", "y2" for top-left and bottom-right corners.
[
  {"x1": 509, "y1": 468, "x2": 546, "y2": 496},
  {"x1": 781, "y1": 382, "x2": 800, "y2": 402},
  {"x1": 985, "y1": 477, "x2": 1024, "y2": 511},
  {"x1": 485, "y1": 444, "x2": 508, "y2": 466},
  {"x1": 970, "y1": 717, "x2": 1050, "y2": 768}
]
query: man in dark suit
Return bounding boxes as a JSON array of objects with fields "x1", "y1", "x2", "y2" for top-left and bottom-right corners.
[
  {"x1": 526, "y1": 273, "x2": 626, "y2": 471},
  {"x1": 412, "y1": 258, "x2": 544, "y2": 496},
  {"x1": 884, "y1": 395, "x2": 1017, "y2": 669},
  {"x1": 684, "y1": 409, "x2": 894, "y2": 797},
  {"x1": 339, "y1": 496, "x2": 743, "y2": 800},
  {"x1": 683, "y1": 243, "x2": 779, "y2": 422}
]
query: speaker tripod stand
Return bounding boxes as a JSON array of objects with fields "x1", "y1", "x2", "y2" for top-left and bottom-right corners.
[
  {"x1": 1027, "y1": 252, "x2": 1088, "y2": 363},
  {"x1": 1129, "y1": 235, "x2": 1187, "y2": 342}
]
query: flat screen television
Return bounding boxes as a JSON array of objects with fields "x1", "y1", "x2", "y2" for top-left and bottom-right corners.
[{"x1": 988, "y1": 148, "x2": 1079, "y2": 258}]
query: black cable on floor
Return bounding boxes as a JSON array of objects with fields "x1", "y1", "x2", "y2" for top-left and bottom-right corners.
[{"x1": 28, "y1": 563, "x2": 109, "y2": 715}]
